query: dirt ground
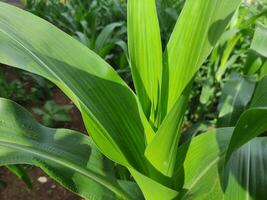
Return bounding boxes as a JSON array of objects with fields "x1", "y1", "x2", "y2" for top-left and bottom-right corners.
[{"x1": 0, "y1": 167, "x2": 81, "y2": 200}]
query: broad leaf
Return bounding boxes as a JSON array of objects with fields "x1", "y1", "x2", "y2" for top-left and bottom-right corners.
[
  {"x1": 128, "y1": 0, "x2": 163, "y2": 127},
  {"x1": 250, "y1": 76, "x2": 267, "y2": 107},
  {"x1": 251, "y1": 25, "x2": 267, "y2": 58},
  {"x1": 218, "y1": 72, "x2": 256, "y2": 127},
  {"x1": 174, "y1": 128, "x2": 234, "y2": 199},
  {"x1": 224, "y1": 138, "x2": 267, "y2": 200},
  {"x1": 225, "y1": 107, "x2": 267, "y2": 163},
  {"x1": 0, "y1": 98, "x2": 136, "y2": 200},
  {"x1": 163, "y1": 0, "x2": 242, "y2": 114},
  {"x1": 129, "y1": 168, "x2": 178, "y2": 200},
  {"x1": 0, "y1": 2, "x2": 155, "y2": 173},
  {"x1": 244, "y1": 25, "x2": 267, "y2": 76},
  {"x1": 145, "y1": 86, "x2": 190, "y2": 177}
]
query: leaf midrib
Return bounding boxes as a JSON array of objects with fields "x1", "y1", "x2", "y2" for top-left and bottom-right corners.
[
  {"x1": 181, "y1": 156, "x2": 221, "y2": 199},
  {"x1": 245, "y1": 143, "x2": 251, "y2": 200}
]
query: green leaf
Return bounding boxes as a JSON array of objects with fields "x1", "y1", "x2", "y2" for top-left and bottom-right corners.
[
  {"x1": 174, "y1": 128, "x2": 234, "y2": 199},
  {"x1": 95, "y1": 22, "x2": 123, "y2": 52},
  {"x1": 251, "y1": 25, "x2": 267, "y2": 58},
  {"x1": 129, "y1": 168, "x2": 178, "y2": 200},
  {"x1": 225, "y1": 107, "x2": 267, "y2": 163},
  {"x1": 216, "y1": 35, "x2": 241, "y2": 81},
  {"x1": 243, "y1": 50, "x2": 263, "y2": 76},
  {"x1": 163, "y1": 0, "x2": 241, "y2": 113},
  {"x1": 0, "y1": 2, "x2": 155, "y2": 173},
  {"x1": 145, "y1": 85, "x2": 191, "y2": 177},
  {"x1": 244, "y1": 25, "x2": 267, "y2": 76},
  {"x1": 260, "y1": 61, "x2": 267, "y2": 79},
  {"x1": 0, "y1": 98, "x2": 136, "y2": 200},
  {"x1": 239, "y1": 9, "x2": 267, "y2": 30},
  {"x1": 250, "y1": 76, "x2": 267, "y2": 107},
  {"x1": 200, "y1": 72, "x2": 215, "y2": 105},
  {"x1": 127, "y1": 0, "x2": 163, "y2": 127},
  {"x1": 217, "y1": 72, "x2": 256, "y2": 127},
  {"x1": 6, "y1": 165, "x2": 32, "y2": 189},
  {"x1": 224, "y1": 137, "x2": 267, "y2": 200}
]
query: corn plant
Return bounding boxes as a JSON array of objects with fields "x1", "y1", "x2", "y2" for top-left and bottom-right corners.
[{"x1": 0, "y1": 1, "x2": 267, "y2": 200}]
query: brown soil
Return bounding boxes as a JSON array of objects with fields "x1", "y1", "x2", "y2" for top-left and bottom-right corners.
[{"x1": 0, "y1": 167, "x2": 81, "y2": 200}]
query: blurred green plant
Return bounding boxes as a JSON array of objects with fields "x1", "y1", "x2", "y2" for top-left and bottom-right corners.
[
  {"x1": 33, "y1": 101, "x2": 73, "y2": 127},
  {"x1": 24, "y1": 0, "x2": 128, "y2": 69},
  {"x1": 0, "y1": 67, "x2": 53, "y2": 103},
  {"x1": 156, "y1": 0, "x2": 185, "y2": 47}
]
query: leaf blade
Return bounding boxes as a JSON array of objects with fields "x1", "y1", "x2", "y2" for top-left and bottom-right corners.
[
  {"x1": 145, "y1": 85, "x2": 191, "y2": 177},
  {"x1": 225, "y1": 107, "x2": 267, "y2": 163},
  {"x1": 127, "y1": 0, "x2": 163, "y2": 127},
  {"x1": 224, "y1": 138, "x2": 267, "y2": 200}
]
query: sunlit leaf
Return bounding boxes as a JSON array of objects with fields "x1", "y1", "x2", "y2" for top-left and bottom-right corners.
[
  {"x1": 224, "y1": 138, "x2": 267, "y2": 200},
  {"x1": 218, "y1": 72, "x2": 256, "y2": 127},
  {"x1": 128, "y1": 0, "x2": 162, "y2": 127},
  {"x1": 163, "y1": 0, "x2": 241, "y2": 115}
]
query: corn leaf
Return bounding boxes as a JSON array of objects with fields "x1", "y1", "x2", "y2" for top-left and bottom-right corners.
[
  {"x1": 6, "y1": 165, "x2": 32, "y2": 189},
  {"x1": 225, "y1": 107, "x2": 267, "y2": 163},
  {"x1": 129, "y1": 168, "x2": 178, "y2": 200},
  {"x1": 251, "y1": 25, "x2": 267, "y2": 58},
  {"x1": 95, "y1": 22, "x2": 123, "y2": 52},
  {"x1": 0, "y1": 2, "x2": 155, "y2": 173},
  {"x1": 127, "y1": 0, "x2": 162, "y2": 127},
  {"x1": 244, "y1": 25, "x2": 267, "y2": 76},
  {"x1": 224, "y1": 138, "x2": 267, "y2": 200},
  {"x1": 250, "y1": 76, "x2": 267, "y2": 107},
  {"x1": 243, "y1": 50, "x2": 263, "y2": 76},
  {"x1": 0, "y1": 98, "x2": 137, "y2": 200},
  {"x1": 164, "y1": 0, "x2": 242, "y2": 113},
  {"x1": 145, "y1": 85, "x2": 190, "y2": 177},
  {"x1": 174, "y1": 128, "x2": 234, "y2": 199},
  {"x1": 217, "y1": 73, "x2": 256, "y2": 127}
]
